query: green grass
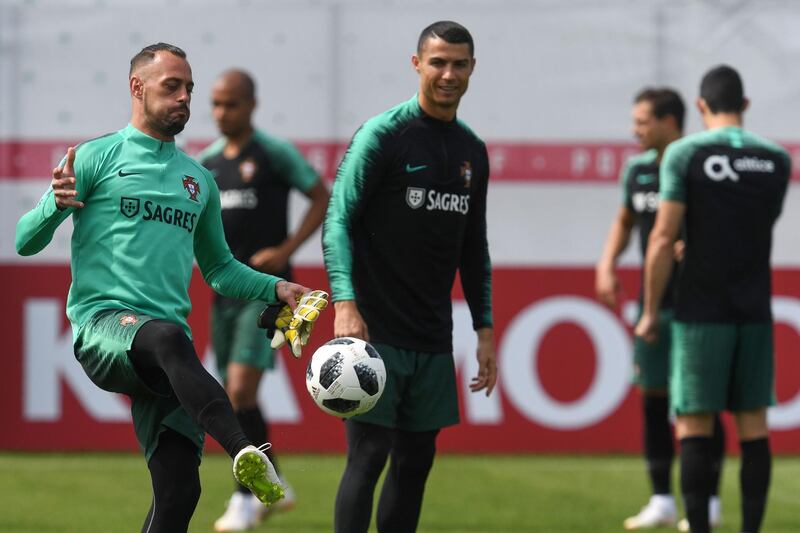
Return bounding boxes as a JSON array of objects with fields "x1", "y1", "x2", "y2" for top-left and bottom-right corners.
[{"x1": 1, "y1": 453, "x2": 799, "y2": 532}]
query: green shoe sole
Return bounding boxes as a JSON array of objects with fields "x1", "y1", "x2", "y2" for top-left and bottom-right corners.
[{"x1": 234, "y1": 451, "x2": 285, "y2": 505}]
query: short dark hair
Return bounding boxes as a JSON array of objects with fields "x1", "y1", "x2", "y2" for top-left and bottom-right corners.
[
  {"x1": 634, "y1": 87, "x2": 686, "y2": 132},
  {"x1": 129, "y1": 42, "x2": 186, "y2": 77},
  {"x1": 417, "y1": 21, "x2": 474, "y2": 57},
  {"x1": 700, "y1": 65, "x2": 745, "y2": 113}
]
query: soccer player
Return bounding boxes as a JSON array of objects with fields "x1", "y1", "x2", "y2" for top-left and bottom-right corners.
[
  {"x1": 323, "y1": 20, "x2": 496, "y2": 533},
  {"x1": 636, "y1": 65, "x2": 790, "y2": 533},
  {"x1": 198, "y1": 69, "x2": 329, "y2": 532},
  {"x1": 597, "y1": 88, "x2": 726, "y2": 530},
  {"x1": 14, "y1": 43, "x2": 324, "y2": 533}
]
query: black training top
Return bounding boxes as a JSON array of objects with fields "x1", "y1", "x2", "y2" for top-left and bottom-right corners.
[
  {"x1": 323, "y1": 96, "x2": 493, "y2": 353},
  {"x1": 621, "y1": 149, "x2": 676, "y2": 309},
  {"x1": 660, "y1": 126, "x2": 791, "y2": 323},
  {"x1": 199, "y1": 129, "x2": 319, "y2": 282}
]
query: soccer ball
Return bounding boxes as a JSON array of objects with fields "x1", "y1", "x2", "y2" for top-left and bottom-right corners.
[{"x1": 305, "y1": 337, "x2": 386, "y2": 418}]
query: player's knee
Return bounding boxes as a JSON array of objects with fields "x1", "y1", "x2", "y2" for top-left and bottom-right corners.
[
  {"x1": 140, "y1": 319, "x2": 196, "y2": 363},
  {"x1": 394, "y1": 430, "x2": 437, "y2": 472},
  {"x1": 348, "y1": 436, "x2": 391, "y2": 479}
]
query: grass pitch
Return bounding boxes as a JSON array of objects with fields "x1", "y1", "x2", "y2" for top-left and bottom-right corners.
[{"x1": 1, "y1": 453, "x2": 799, "y2": 532}]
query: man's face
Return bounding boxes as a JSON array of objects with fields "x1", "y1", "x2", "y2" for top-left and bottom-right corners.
[
  {"x1": 211, "y1": 79, "x2": 254, "y2": 138},
  {"x1": 412, "y1": 37, "x2": 475, "y2": 116},
  {"x1": 631, "y1": 100, "x2": 672, "y2": 151},
  {"x1": 137, "y1": 51, "x2": 193, "y2": 137}
]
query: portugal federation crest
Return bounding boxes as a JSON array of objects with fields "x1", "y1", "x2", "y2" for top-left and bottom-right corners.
[
  {"x1": 182, "y1": 175, "x2": 200, "y2": 202},
  {"x1": 120, "y1": 197, "x2": 140, "y2": 218},
  {"x1": 405, "y1": 187, "x2": 426, "y2": 209},
  {"x1": 460, "y1": 161, "x2": 472, "y2": 188}
]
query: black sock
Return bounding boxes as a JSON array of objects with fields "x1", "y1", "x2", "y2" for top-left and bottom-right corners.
[
  {"x1": 740, "y1": 438, "x2": 771, "y2": 533},
  {"x1": 334, "y1": 421, "x2": 393, "y2": 533},
  {"x1": 680, "y1": 436, "x2": 713, "y2": 533},
  {"x1": 234, "y1": 406, "x2": 271, "y2": 494},
  {"x1": 643, "y1": 395, "x2": 674, "y2": 495},
  {"x1": 130, "y1": 320, "x2": 250, "y2": 458},
  {"x1": 376, "y1": 429, "x2": 439, "y2": 533},
  {"x1": 710, "y1": 414, "x2": 726, "y2": 495},
  {"x1": 141, "y1": 429, "x2": 201, "y2": 533}
]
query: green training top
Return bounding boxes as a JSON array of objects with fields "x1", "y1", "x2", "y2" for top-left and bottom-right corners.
[
  {"x1": 660, "y1": 125, "x2": 790, "y2": 322},
  {"x1": 16, "y1": 124, "x2": 282, "y2": 339}
]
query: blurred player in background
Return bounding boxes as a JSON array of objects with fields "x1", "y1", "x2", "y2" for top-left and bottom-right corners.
[
  {"x1": 597, "y1": 88, "x2": 726, "y2": 530},
  {"x1": 13, "y1": 43, "x2": 327, "y2": 532},
  {"x1": 636, "y1": 65, "x2": 790, "y2": 533},
  {"x1": 323, "y1": 20, "x2": 496, "y2": 533},
  {"x1": 198, "y1": 69, "x2": 329, "y2": 532}
]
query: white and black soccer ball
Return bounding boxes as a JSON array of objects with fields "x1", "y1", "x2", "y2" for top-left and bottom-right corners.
[{"x1": 305, "y1": 337, "x2": 386, "y2": 418}]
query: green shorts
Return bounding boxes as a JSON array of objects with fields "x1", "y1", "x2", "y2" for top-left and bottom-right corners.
[
  {"x1": 670, "y1": 320, "x2": 775, "y2": 415},
  {"x1": 352, "y1": 343, "x2": 460, "y2": 431},
  {"x1": 211, "y1": 299, "x2": 274, "y2": 382},
  {"x1": 73, "y1": 309, "x2": 204, "y2": 461},
  {"x1": 633, "y1": 311, "x2": 672, "y2": 390}
]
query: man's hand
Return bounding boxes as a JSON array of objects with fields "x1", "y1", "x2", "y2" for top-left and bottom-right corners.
[
  {"x1": 249, "y1": 245, "x2": 291, "y2": 274},
  {"x1": 470, "y1": 327, "x2": 497, "y2": 396},
  {"x1": 634, "y1": 312, "x2": 659, "y2": 344},
  {"x1": 260, "y1": 287, "x2": 329, "y2": 358},
  {"x1": 595, "y1": 267, "x2": 621, "y2": 308},
  {"x1": 52, "y1": 147, "x2": 84, "y2": 210},
  {"x1": 333, "y1": 300, "x2": 369, "y2": 341}
]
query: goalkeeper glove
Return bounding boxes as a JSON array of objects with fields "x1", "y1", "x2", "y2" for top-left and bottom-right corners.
[{"x1": 257, "y1": 290, "x2": 329, "y2": 357}]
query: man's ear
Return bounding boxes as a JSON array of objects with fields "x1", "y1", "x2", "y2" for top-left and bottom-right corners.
[{"x1": 130, "y1": 76, "x2": 144, "y2": 99}]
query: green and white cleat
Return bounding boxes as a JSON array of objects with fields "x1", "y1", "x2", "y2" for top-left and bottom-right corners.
[{"x1": 232, "y1": 443, "x2": 284, "y2": 506}]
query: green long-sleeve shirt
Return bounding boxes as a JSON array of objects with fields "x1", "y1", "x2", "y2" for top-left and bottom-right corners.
[{"x1": 16, "y1": 124, "x2": 282, "y2": 339}]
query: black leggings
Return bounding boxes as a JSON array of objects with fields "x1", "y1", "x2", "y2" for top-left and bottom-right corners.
[
  {"x1": 140, "y1": 429, "x2": 201, "y2": 533},
  {"x1": 128, "y1": 319, "x2": 250, "y2": 457},
  {"x1": 335, "y1": 420, "x2": 438, "y2": 533}
]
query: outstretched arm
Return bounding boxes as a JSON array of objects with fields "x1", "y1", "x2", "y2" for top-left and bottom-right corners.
[{"x1": 16, "y1": 147, "x2": 83, "y2": 255}]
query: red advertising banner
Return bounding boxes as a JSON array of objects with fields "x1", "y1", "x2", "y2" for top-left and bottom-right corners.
[
  {"x1": 4, "y1": 140, "x2": 800, "y2": 182},
  {"x1": 2, "y1": 266, "x2": 800, "y2": 454}
]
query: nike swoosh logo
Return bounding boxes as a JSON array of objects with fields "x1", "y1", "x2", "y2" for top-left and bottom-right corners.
[
  {"x1": 405, "y1": 164, "x2": 427, "y2": 173},
  {"x1": 118, "y1": 170, "x2": 142, "y2": 177},
  {"x1": 636, "y1": 173, "x2": 656, "y2": 184}
]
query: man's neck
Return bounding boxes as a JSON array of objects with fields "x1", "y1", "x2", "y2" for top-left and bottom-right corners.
[
  {"x1": 704, "y1": 112, "x2": 743, "y2": 130},
  {"x1": 130, "y1": 116, "x2": 174, "y2": 142},
  {"x1": 223, "y1": 127, "x2": 254, "y2": 158},
  {"x1": 655, "y1": 132, "x2": 682, "y2": 162},
  {"x1": 418, "y1": 95, "x2": 456, "y2": 122}
]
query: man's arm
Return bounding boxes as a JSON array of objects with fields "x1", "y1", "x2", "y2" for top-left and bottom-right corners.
[
  {"x1": 249, "y1": 181, "x2": 330, "y2": 272},
  {"x1": 16, "y1": 146, "x2": 84, "y2": 255},
  {"x1": 193, "y1": 170, "x2": 307, "y2": 306},
  {"x1": 635, "y1": 200, "x2": 684, "y2": 342},
  {"x1": 595, "y1": 206, "x2": 635, "y2": 308},
  {"x1": 458, "y1": 145, "x2": 496, "y2": 396},
  {"x1": 322, "y1": 122, "x2": 385, "y2": 339}
]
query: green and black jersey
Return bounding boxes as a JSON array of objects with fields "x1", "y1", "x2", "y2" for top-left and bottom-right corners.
[
  {"x1": 15, "y1": 124, "x2": 283, "y2": 339},
  {"x1": 198, "y1": 129, "x2": 320, "y2": 281},
  {"x1": 660, "y1": 126, "x2": 791, "y2": 322},
  {"x1": 620, "y1": 149, "x2": 675, "y2": 309},
  {"x1": 323, "y1": 96, "x2": 493, "y2": 353}
]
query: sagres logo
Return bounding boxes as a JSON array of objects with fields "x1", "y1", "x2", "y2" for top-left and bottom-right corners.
[
  {"x1": 182, "y1": 175, "x2": 200, "y2": 201},
  {"x1": 120, "y1": 197, "x2": 140, "y2": 218},
  {"x1": 406, "y1": 187, "x2": 426, "y2": 209}
]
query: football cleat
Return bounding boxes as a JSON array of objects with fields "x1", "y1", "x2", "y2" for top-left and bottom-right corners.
[
  {"x1": 232, "y1": 444, "x2": 284, "y2": 506},
  {"x1": 213, "y1": 492, "x2": 257, "y2": 532},
  {"x1": 623, "y1": 494, "x2": 677, "y2": 530},
  {"x1": 677, "y1": 495, "x2": 722, "y2": 531},
  {"x1": 253, "y1": 482, "x2": 297, "y2": 523}
]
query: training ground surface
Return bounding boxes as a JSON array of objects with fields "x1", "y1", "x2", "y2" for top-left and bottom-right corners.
[{"x1": 1, "y1": 453, "x2": 799, "y2": 532}]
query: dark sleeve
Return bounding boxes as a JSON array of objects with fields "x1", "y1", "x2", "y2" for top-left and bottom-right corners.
[
  {"x1": 322, "y1": 122, "x2": 387, "y2": 302},
  {"x1": 459, "y1": 143, "x2": 493, "y2": 330}
]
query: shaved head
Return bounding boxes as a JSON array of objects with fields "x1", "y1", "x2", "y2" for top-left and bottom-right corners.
[{"x1": 214, "y1": 69, "x2": 256, "y2": 101}]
